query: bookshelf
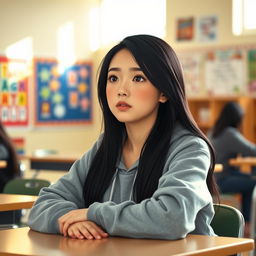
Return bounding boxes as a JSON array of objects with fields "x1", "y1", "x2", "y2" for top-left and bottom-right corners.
[{"x1": 188, "y1": 96, "x2": 256, "y2": 143}]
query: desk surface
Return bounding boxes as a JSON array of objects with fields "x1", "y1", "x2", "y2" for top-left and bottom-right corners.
[
  {"x1": 0, "y1": 227, "x2": 254, "y2": 256},
  {"x1": 229, "y1": 157, "x2": 256, "y2": 173},
  {"x1": 214, "y1": 164, "x2": 223, "y2": 173},
  {"x1": 0, "y1": 160, "x2": 7, "y2": 168},
  {"x1": 20, "y1": 154, "x2": 81, "y2": 163},
  {"x1": 0, "y1": 194, "x2": 38, "y2": 211}
]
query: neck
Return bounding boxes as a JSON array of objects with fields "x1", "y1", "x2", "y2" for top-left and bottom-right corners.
[{"x1": 124, "y1": 119, "x2": 155, "y2": 154}]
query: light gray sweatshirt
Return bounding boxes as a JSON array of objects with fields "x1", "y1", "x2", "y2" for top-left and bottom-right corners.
[{"x1": 28, "y1": 124, "x2": 215, "y2": 240}]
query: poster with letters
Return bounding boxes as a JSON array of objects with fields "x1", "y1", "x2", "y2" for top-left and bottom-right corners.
[{"x1": 0, "y1": 57, "x2": 29, "y2": 126}]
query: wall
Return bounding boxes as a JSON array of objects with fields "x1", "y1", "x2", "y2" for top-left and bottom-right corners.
[
  {"x1": 1, "y1": 0, "x2": 256, "y2": 181},
  {"x1": 166, "y1": 0, "x2": 256, "y2": 49},
  {"x1": 0, "y1": 0, "x2": 103, "y2": 156}
]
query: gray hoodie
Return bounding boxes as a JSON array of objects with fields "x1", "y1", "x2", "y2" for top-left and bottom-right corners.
[{"x1": 28, "y1": 124, "x2": 215, "y2": 240}]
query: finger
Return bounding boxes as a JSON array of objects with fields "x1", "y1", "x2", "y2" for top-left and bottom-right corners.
[
  {"x1": 83, "y1": 223, "x2": 105, "y2": 240},
  {"x1": 58, "y1": 214, "x2": 69, "y2": 234},
  {"x1": 77, "y1": 225, "x2": 94, "y2": 240},
  {"x1": 63, "y1": 220, "x2": 73, "y2": 237},
  {"x1": 67, "y1": 228, "x2": 76, "y2": 239},
  {"x1": 72, "y1": 227, "x2": 85, "y2": 240},
  {"x1": 89, "y1": 223, "x2": 109, "y2": 238}
]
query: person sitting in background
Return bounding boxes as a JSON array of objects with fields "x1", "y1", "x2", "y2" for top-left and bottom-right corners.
[
  {"x1": 208, "y1": 101, "x2": 256, "y2": 236},
  {"x1": 0, "y1": 121, "x2": 21, "y2": 192},
  {"x1": 0, "y1": 121, "x2": 21, "y2": 224}
]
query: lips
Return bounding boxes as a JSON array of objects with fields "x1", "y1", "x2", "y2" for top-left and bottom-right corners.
[{"x1": 116, "y1": 101, "x2": 131, "y2": 111}]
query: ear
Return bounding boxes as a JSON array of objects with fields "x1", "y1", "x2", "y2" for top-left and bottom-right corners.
[{"x1": 159, "y1": 93, "x2": 168, "y2": 103}]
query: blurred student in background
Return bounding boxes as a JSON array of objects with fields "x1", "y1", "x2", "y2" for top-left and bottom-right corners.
[
  {"x1": 0, "y1": 121, "x2": 20, "y2": 192},
  {"x1": 209, "y1": 101, "x2": 256, "y2": 236},
  {"x1": 0, "y1": 121, "x2": 21, "y2": 224}
]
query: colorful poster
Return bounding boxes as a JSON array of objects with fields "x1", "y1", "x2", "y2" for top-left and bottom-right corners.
[
  {"x1": 35, "y1": 59, "x2": 92, "y2": 125},
  {"x1": 248, "y1": 49, "x2": 256, "y2": 93},
  {"x1": 204, "y1": 49, "x2": 246, "y2": 95},
  {"x1": 0, "y1": 57, "x2": 29, "y2": 126},
  {"x1": 198, "y1": 16, "x2": 218, "y2": 42},
  {"x1": 176, "y1": 17, "x2": 194, "y2": 41},
  {"x1": 178, "y1": 52, "x2": 203, "y2": 96}
]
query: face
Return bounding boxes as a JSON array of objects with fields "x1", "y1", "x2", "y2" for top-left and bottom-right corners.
[{"x1": 106, "y1": 49, "x2": 167, "y2": 126}]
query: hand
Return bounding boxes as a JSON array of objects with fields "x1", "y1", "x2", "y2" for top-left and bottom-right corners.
[
  {"x1": 67, "y1": 221, "x2": 109, "y2": 240},
  {"x1": 58, "y1": 209, "x2": 88, "y2": 236}
]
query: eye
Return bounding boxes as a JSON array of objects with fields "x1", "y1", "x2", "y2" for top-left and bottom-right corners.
[
  {"x1": 133, "y1": 75, "x2": 145, "y2": 82},
  {"x1": 108, "y1": 75, "x2": 118, "y2": 82}
]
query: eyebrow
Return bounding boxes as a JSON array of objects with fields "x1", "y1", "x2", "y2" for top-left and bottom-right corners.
[{"x1": 108, "y1": 67, "x2": 142, "y2": 72}]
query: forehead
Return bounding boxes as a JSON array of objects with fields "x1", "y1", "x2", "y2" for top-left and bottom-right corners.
[{"x1": 109, "y1": 49, "x2": 139, "y2": 68}]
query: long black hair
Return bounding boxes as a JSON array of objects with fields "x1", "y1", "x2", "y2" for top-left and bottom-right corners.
[
  {"x1": 0, "y1": 122, "x2": 20, "y2": 177},
  {"x1": 83, "y1": 34, "x2": 218, "y2": 207},
  {"x1": 212, "y1": 101, "x2": 244, "y2": 138}
]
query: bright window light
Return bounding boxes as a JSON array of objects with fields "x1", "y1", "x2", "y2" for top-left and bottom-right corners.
[
  {"x1": 244, "y1": 0, "x2": 256, "y2": 29},
  {"x1": 5, "y1": 37, "x2": 33, "y2": 62},
  {"x1": 232, "y1": 0, "x2": 256, "y2": 35},
  {"x1": 89, "y1": 7, "x2": 101, "y2": 51},
  {"x1": 98, "y1": 0, "x2": 166, "y2": 46},
  {"x1": 5, "y1": 37, "x2": 33, "y2": 77},
  {"x1": 57, "y1": 22, "x2": 76, "y2": 73}
]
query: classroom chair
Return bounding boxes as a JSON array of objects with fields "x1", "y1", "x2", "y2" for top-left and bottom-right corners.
[
  {"x1": 211, "y1": 204, "x2": 245, "y2": 256},
  {"x1": 250, "y1": 186, "x2": 256, "y2": 240},
  {"x1": 3, "y1": 178, "x2": 51, "y2": 195}
]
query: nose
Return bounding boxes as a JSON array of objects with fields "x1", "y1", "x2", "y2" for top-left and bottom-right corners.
[
  {"x1": 117, "y1": 80, "x2": 128, "y2": 97},
  {"x1": 118, "y1": 91, "x2": 127, "y2": 96}
]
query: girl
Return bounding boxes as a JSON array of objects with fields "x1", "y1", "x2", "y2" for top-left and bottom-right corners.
[
  {"x1": 28, "y1": 35, "x2": 218, "y2": 240},
  {"x1": 209, "y1": 101, "x2": 256, "y2": 235}
]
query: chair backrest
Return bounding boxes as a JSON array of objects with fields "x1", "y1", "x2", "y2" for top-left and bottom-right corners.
[
  {"x1": 3, "y1": 178, "x2": 51, "y2": 196},
  {"x1": 250, "y1": 186, "x2": 256, "y2": 239},
  {"x1": 211, "y1": 204, "x2": 245, "y2": 238}
]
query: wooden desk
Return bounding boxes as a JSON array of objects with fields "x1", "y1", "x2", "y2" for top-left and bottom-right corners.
[
  {"x1": 0, "y1": 227, "x2": 254, "y2": 256},
  {"x1": 0, "y1": 194, "x2": 38, "y2": 211},
  {"x1": 214, "y1": 164, "x2": 223, "y2": 173},
  {"x1": 0, "y1": 160, "x2": 7, "y2": 168},
  {"x1": 20, "y1": 154, "x2": 81, "y2": 177},
  {"x1": 229, "y1": 157, "x2": 256, "y2": 173},
  {"x1": 20, "y1": 154, "x2": 80, "y2": 171}
]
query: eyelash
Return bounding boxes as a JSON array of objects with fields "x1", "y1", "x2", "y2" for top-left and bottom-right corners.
[{"x1": 107, "y1": 75, "x2": 146, "y2": 83}]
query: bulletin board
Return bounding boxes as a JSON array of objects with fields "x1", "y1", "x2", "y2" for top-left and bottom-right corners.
[
  {"x1": 178, "y1": 45, "x2": 256, "y2": 96},
  {"x1": 0, "y1": 56, "x2": 29, "y2": 126},
  {"x1": 34, "y1": 59, "x2": 92, "y2": 126}
]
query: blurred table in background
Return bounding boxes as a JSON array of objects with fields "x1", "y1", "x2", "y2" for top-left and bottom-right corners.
[
  {"x1": 0, "y1": 194, "x2": 38, "y2": 211},
  {"x1": 214, "y1": 164, "x2": 223, "y2": 173},
  {"x1": 20, "y1": 153, "x2": 81, "y2": 178},
  {"x1": 0, "y1": 160, "x2": 7, "y2": 168},
  {"x1": 229, "y1": 157, "x2": 256, "y2": 173}
]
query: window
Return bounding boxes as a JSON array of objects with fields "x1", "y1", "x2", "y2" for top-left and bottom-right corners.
[
  {"x1": 232, "y1": 0, "x2": 256, "y2": 35},
  {"x1": 89, "y1": 0, "x2": 166, "y2": 51}
]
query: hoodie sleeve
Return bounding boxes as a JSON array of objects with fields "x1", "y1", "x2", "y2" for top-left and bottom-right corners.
[
  {"x1": 28, "y1": 139, "x2": 100, "y2": 234},
  {"x1": 228, "y1": 128, "x2": 256, "y2": 156},
  {"x1": 87, "y1": 135, "x2": 214, "y2": 240}
]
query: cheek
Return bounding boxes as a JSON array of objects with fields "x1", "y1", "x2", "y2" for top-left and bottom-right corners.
[
  {"x1": 106, "y1": 86, "x2": 113, "y2": 103},
  {"x1": 134, "y1": 88, "x2": 160, "y2": 102}
]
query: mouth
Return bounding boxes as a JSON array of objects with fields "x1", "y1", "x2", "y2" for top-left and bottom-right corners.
[{"x1": 116, "y1": 101, "x2": 131, "y2": 111}]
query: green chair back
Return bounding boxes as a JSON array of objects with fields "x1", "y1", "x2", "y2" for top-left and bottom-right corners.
[
  {"x1": 3, "y1": 178, "x2": 51, "y2": 196},
  {"x1": 211, "y1": 204, "x2": 244, "y2": 238}
]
